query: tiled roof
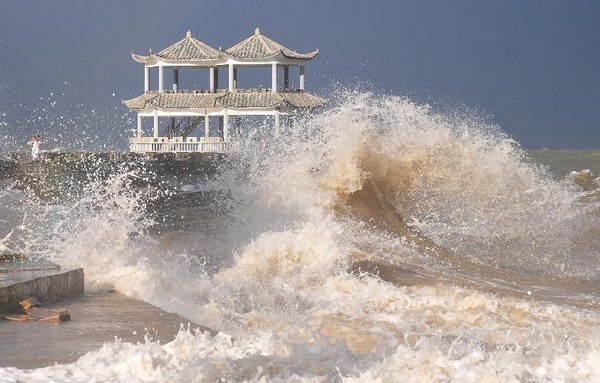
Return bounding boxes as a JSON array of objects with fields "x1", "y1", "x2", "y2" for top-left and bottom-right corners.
[
  {"x1": 123, "y1": 92, "x2": 224, "y2": 110},
  {"x1": 280, "y1": 91, "x2": 327, "y2": 108},
  {"x1": 226, "y1": 27, "x2": 318, "y2": 60},
  {"x1": 123, "y1": 90, "x2": 326, "y2": 110},
  {"x1": 220, "y1": 92, "x2": 282, "y2": 108},
  {"x1": 132, "y1": 30, "x2": 224, "y2": 63}
]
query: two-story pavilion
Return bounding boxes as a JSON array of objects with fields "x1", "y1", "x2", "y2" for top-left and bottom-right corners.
[{"x1": 124, "y1": 28, "x2": 326, "y2": 153}]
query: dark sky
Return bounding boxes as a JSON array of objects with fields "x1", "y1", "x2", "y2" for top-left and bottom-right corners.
[{"x1": 1, "y1": 0, "x2": 599, "y2": 149}]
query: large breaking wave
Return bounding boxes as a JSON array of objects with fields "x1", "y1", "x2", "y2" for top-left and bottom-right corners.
[{"x1": 3, "y1": 91, "x2": 600, "y2": 382}]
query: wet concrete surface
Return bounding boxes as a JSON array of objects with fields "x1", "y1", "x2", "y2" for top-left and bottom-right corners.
[
  {"x1": 0, "y1": 260, "x2": 61, "y2": 288},
  {"x1": 0, "y1": 291, "x2": 213, "y2": 369}
]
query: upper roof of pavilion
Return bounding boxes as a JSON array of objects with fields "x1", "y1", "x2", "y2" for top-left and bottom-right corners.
[
  {"x1": 132, "y1": 30, "x2": 226, "y2": 65},
  {"x1": 225, "y1": 27, "x2": 319, "y2": 61},
  {"x1": 132, "y1": 28, "x2": 319, "y2": 66}
]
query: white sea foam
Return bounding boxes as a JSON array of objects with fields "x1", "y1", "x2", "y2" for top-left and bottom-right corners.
[{"x1": 2, "y1": 91, "x2": 600, "y2": 382}]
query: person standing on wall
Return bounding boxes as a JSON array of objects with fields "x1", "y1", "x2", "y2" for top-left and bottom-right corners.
[{"x1": 27, "y1": 134, "x2": 41, "y2": 160}]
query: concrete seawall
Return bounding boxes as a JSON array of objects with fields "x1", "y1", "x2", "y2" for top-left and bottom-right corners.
[
  {"x1": 0, "y1": 268, "x2": 84, "y2": 314},
  {"x1": 0, "y1": 151, "x2": 220, "y2": 368},
  {"x1": 0, "y1": 151, "x2": 223, "y2": 201},
  {"x1": 0, "y1": 265, "x2": 217, "y2": 368},
  {"x1": 0, "y1": 151, "x2": 222, "y2": 312}
]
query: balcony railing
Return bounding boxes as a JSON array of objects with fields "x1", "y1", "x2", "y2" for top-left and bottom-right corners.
[{"x1": 128, "y1": 136, "x2": 228, "y2": 153}]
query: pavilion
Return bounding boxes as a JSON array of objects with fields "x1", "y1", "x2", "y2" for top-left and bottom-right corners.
[{"x1": 124, "y1": 28, "x2": 326, "y2": 153}]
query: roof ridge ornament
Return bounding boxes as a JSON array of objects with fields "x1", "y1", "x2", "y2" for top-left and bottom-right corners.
[
  {"x1": 186, "y1": 30, "x2": 192, "y2": 38},
  {"x1": 255, "y1": 27, "x2": 261, "y2": 35}
]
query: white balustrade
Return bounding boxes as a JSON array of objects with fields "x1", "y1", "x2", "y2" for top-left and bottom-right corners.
[{"x1": 128, "y1": 137, "x2": 228, "y2": 153}]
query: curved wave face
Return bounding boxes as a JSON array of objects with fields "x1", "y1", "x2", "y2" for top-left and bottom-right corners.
[{"x1": 4, "y1": 92, "x2": 600, "y2": 382}]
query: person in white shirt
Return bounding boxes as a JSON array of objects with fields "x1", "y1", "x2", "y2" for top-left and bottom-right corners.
[{"x1": 27, "y1": 134, "x2": 41, "y2": 160}]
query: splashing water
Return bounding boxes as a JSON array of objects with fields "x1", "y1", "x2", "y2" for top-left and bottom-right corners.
[
  {"x1": 2, "y1": 91, "x2": 600, "y2": 382},
  {"x1": 0, "y1": 79, "x2": 133, "y2": 153}
]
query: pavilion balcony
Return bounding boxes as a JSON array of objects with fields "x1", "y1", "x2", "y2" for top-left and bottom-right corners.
[{"x1": 128, "y1": 136, "x2": 228, "y2": 153}]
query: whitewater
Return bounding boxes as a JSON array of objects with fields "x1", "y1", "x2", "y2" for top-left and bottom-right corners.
[{"x1": 1, "y1": 92, "x2": 600, "y2": 382}]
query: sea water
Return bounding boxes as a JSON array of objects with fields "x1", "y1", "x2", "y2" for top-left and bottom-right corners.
[{"x1": 1, "y1": 92, "x2": 600, "y2": 382}]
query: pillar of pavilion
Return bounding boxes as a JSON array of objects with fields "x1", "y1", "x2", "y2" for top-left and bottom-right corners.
[{"x1": 124, "y1": 28, "x2": 326, "y2": 153}]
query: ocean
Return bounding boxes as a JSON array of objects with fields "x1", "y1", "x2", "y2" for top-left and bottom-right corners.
[{"x1": 1, "y1": 92, "x2": 600, "y2": 382}]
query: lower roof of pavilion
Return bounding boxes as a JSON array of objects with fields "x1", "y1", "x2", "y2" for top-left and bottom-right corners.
[{"x1": 123, "y1": 89, "x2": 326, "y2": 111}]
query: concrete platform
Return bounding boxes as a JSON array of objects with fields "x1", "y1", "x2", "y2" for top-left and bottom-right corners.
[
  {"x1": 0, "y1": 261, "x2": 215, "y2": 369},
  {"x1": 0, "y1": 262, "x2": 83, "y2": 315},
  {"x1": 0, "y1": 291, "x2": 213, "y2": 369}
]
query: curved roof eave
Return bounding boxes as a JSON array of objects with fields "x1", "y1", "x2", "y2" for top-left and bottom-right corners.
[
  {"x1": 132, "y1": 53, "x2": 151, "y2": 63},
  {"x1": 123, "y1": 93, "x2": 160, "y2": 110},
  {"x1": 281, "y1": 48, "x2": 319, "y2": 60}
]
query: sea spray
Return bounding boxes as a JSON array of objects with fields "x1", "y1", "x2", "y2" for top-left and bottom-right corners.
[
  {"x1": 33, "y1": 167, "x2": 157, "y2": 293},
  {"x1": 0, "y1": 80, "x2": 132, "y2": 152},
  {"x1": 223, "y1": 90, "x2": 600, "y2": 277},
  {"x1": 3, "y1": 91, "x2": 600, "y2": 381}
]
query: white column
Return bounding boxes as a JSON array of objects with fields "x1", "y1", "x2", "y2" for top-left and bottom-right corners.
[
  {"x1": 204, "y1": 112, "x2": 210, "y2": 137},
  {"x1": 144, "y1": 67, "x2": 150, "y2": 92},
  {"x1": 223, "y1": 110, "x2": 229, "y2": 141},
  {"x1": 271, "y1": 63, "x2": 277, "y2": 92},
  {"x1": 274, "y1": 111, "x2": 280, "y2": 137},
  {"x1": 137, "y1": 115, "x2": 142, "y2": 137},
  {"x1": 284, "y1": 67, "x2": 289, "y2": 89},
  {"x1": 153, "y1": 110, "x2": 159, "y2": 138},
  {"x1": 299, "y1": 65, "x2": 305, "y2": 90},
  {"x1": 159, "y1": 65, "x2": 164, "y2": 92},
  {"x1": 228, "y1": 63, "x2": 234, "y2": 91},
  {"x1": 173, "y1": 68, "x2": 179, "y2": 92},
  {"x1": 210, "y1": 67, "x2": 215, "y2": 92}
]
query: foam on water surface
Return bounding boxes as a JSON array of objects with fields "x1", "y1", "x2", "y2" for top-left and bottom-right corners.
[{"x1": 2, "y1": 92, "x2": 600, "y2": 382}]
